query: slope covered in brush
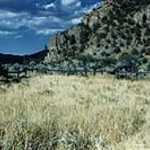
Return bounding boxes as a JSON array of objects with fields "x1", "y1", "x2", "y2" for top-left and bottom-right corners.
[{"x1": 46, "y1": 0, "x2": 150, "y2": 71}]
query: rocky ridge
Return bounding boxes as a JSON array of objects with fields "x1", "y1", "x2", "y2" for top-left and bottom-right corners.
[{"x1": 45, "y1": 0, "x2": 150, "y2": 71}]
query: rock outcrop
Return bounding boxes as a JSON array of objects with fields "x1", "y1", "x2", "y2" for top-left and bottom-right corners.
[{"x1": 46, "y1": 0, "x2": 150, "y2": 71}]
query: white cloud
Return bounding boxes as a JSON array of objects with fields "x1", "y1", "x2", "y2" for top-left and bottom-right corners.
[
  {"x1": 73, "y1": 1, "x2": 101, "y2": 17},
  {"x1": 0, "y1": 9, "x2": 63, "y2": 32},
  {"x1": 25, "y1": 16, "x2": 47, "y2": 26},
  {"x1": 0, "y1": 1, "x2": 101, "y2": 38},
  {"x1": 14, "y1": 35, "x2": 23, "y2": 39},
  {"x1": 61, "y1": 0, "x2": 78, "y2": 6},
  {"x1": 0, "y1": 10, "x2": 29, "y2": 29},
  {"x1": 71, "y1": 17, "x2": 82, "y2": 24},
  {"x1": 75, "y1": 1, "x2": 81, "y2": 7},
  {"x1": 0, "y1": 9, "x2": 66, "y2": 38},
  {"x1": 36, "y1": 2, "x2": 56, "y2": 10},
  {"x1": 83, "y1": 2, "x2": 101, "y2": 13},
  {"x1": 0, "y1": 30, "x2": 16, "y2": 36},
  {"x1": 36, "y1": 28, "x2": 64, "y2": 36},
  {"x1": 0, "y1": 10, "x2": 27, "y2": 19},
  {"x1": 43, "y1": 3, "x2": 56, "y2": 9}
]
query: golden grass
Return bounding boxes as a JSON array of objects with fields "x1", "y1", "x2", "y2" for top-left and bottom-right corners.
[{"x1": 0, "y1": 75, "x2": 150, "y2": 149}]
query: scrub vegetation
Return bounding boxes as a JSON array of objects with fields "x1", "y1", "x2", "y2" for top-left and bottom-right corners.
[{"x1": 0, "y1": 75, "x2": 150, "y2": 149}]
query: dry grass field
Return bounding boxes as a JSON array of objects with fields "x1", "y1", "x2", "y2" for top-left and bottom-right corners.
[{"x1": 0, "y1": 75, "x2": 150, "y2": 150}]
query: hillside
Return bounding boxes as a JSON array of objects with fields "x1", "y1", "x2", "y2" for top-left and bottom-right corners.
[
  {"x1": 46, "y1": 0, "x2": 150, "y2": 71},
  {"x1": 0, "y1": 49, "x2": 48, "y2": 64}
]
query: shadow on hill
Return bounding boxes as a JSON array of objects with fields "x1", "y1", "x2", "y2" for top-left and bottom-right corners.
[{"x1": 0, "y1": 49, "x2": 49, "y2": 64}]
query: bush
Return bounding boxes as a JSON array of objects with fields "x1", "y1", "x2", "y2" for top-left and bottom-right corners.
[{"x1": 131, "y1": 49, "x2": 139, "y2": 55}]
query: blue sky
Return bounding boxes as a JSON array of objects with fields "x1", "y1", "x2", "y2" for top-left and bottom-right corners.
[{"x1": 0, "y1": 0, "x2": 100, "y2": 55}]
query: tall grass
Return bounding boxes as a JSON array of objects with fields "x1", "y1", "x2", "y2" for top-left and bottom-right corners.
[{"x1": 0, "y1": 75, "x2": 150, "y2": 149}]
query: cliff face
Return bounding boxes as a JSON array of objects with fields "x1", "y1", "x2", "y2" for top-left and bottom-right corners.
[
  {"x1": 47, "y1": 23, "x2": 91, "y2": 62},
  {"x1": 46, "y1": 0, "x2": 150, "y2": 70}
]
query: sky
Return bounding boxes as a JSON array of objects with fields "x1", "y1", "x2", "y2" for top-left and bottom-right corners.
[{"x1": 0, "y1": 0, "x2": 100, "y2": 55}]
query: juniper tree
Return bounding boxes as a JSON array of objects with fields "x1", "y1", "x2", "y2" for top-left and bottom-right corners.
[{"x1": 0, "y1": 65, "x2": 9, "y2": 79}]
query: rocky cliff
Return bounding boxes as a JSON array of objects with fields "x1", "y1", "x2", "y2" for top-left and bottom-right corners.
[{"x1": 46, "y1": 0, "x2": 150, "y2": 71}]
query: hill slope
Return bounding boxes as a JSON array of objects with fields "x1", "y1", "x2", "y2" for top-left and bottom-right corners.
[
  {"x1": 0, "y1": 49, "x2": 48, "y2": 64},
  {"x1": 46, "y1": 0, "x2": 150, "y2": 71}
]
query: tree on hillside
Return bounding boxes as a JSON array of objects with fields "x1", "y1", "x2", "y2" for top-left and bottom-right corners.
[
  {"x1": 44, "y1": 44, "x2": 48, "y2": 50},
  {"x1": 0, "y1": 65, "x2": 9, "y2": 79}
]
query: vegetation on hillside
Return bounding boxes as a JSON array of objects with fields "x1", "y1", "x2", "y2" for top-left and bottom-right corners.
[{"x1": 46, "y1": 0, "x2": 150, "y2": 72}]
